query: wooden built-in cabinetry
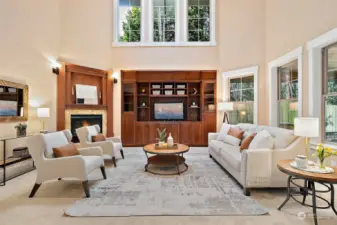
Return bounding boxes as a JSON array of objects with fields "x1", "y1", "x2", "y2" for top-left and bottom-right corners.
[
  {"x1": 57, "y1": 64, "x2": 114, "y2": 136},
  {"x1": 121, "y1": 70, "x2": 217, "y2": 146}
]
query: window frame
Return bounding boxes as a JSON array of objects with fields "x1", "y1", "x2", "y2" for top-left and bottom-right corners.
[
  {"x1": 222, "y1": 66, "x2": 259, "y2": 125},
  {"x1": 322, "y1": 42, "x2": 337, "y2": 144},
  {"x1": 228, "y1": 75, "x2": 255, "y2": 125},
  {"x1": 276, "y1": 61, "x2": 299, "y2": 130},
  {"x1": 113, "y1": 0, "x2": 216, "y2": 47}
]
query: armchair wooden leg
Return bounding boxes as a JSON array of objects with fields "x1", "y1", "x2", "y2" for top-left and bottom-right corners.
[
  {"x1": 82, "y1": 181, "x2": 90, "y2": 198},
  {"x1": 29, "y1": 183, "x2": 41, "y2": 198},
  {"x1": 120, "y1": 149, "x2": 125, "y2": 159},
  {"x1": 100, "y1": 166, "x2": 107, "y2": 179},
  {"x1": 112, "y1": 156, "x2": 117, "y2": 167}
]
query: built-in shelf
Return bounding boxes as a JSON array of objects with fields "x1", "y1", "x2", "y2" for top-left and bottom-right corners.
[{"x1": 150, "y1": 95, "x2": 188, "y2": 98}]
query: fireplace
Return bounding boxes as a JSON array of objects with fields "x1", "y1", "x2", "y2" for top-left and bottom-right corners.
[{"x1": 71, "y1": 114, "x2": 103, "y2": 141}]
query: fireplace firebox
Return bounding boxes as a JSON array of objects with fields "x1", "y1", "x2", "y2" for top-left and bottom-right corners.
[{"x1": 70, "y1": 115, "x2": 103, "y2": 142}]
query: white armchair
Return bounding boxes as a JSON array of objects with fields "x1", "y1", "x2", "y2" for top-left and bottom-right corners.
[
  {"x1": 76, "y1": 125, "x2": 124, "y2": 167},
  {"x1": 27, "y1": 130, "x2": 106, "y2": 198}
]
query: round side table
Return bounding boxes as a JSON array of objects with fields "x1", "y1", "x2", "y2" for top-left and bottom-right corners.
[{"x1": 277, "y1": 160, "x2": 337, "y2": 225}]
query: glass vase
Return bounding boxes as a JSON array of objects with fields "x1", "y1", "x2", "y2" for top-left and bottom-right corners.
[{"x1": 319, "y1": 158, "x2": 325, "y2": 169}]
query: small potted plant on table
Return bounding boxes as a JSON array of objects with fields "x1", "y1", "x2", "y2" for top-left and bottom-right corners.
[
  {"x1": 156, "y1": 128, "x2": 167, "y2": 148},
  {"x1": 313, "y1": 144, "x2": 337, "y2": 169},
  {"x1": 15, "y1": 123, "x2": 27, "y2": 137}
]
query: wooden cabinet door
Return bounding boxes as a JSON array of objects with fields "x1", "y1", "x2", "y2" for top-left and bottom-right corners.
[
  {"x1": 135, "y1": 123, "x2": 150, "y2": 145},
  {"x1": 202, "y1": 112, "x2": 216, "y2": 145},
  {"x1": 179, "y1": 123, "x2": 190, "y2": 145},
  {"x1": 189, "y1": 122, "x2": 202, "y2": 146},
  {"x1": 122, "y1": 112, "x2": 135, "y2": 145}
]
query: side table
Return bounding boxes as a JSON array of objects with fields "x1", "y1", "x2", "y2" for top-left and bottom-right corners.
[
  {"x1": 277, "y1": 160, "x2": 337, "y2": 225},
  {"x1": 0, "y1": 134, "x2": 37, "y2": 186}
]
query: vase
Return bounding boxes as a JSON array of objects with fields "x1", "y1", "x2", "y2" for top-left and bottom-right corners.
[
  {"x1": 167, "y1": 133, "x2": 174, "y2": 148},
  {"x1": 318, "y1": 158, "x2": 325, "y2": 169},
  {"x1": 16, "y1": 128, "x2": 26, "y2": 137}
]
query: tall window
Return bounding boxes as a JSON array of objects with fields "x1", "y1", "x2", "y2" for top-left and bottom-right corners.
[
  {"x1": 228, "y1": 75, "x2": 254, "y2": 124},
  {"x1": 323, "y1": 43, "x2": 337, "y2": 143},
  {"x1": 118, "y1": 0, "x2": 141, "y2": 42},
  {"x1": 188, "y1": 0, "x2": 210, "y2": 42},
  {"x1": 153, "y1": 0, "x2": 176, "y2": 42},
  {"x1": 277, "y1": 60, "x2": 298, "y2": 130}
]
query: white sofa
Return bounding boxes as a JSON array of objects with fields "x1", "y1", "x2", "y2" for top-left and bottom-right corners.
[
  {"x1": 27, "y1": 130, "x2": 106, "y2": 198},
  {"x1": 208, "y1": 123, "x2": 305, "y2": 196}
]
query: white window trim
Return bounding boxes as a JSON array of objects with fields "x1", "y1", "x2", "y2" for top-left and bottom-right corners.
[
  {"x1": 112, "y1": 0, "x2": 216, "y2": 47},
  {"x1": 307, "y1": 28, "x2": 337, "y2": 144},
  {"x1": 222, "y1": 66, "x2": 259, "y2": 124},
  {"x1": 268, "y1": 47, "x2": 303, "y2": 127},
  {"x1": 113, "y1": 0, "x2": 145, "y2": 45}
]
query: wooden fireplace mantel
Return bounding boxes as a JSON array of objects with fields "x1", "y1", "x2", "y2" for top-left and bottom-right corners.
[{"x1": 57, "y1": 63, "x2": 114, "y2": 136}]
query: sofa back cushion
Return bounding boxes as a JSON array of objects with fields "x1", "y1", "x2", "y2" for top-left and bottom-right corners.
[
  {"x1": 256, "y1": 126, "x2": 297, "y2": 149},
  {"x1": 249, "y1": 130, "x2": 274, "y2": 149}
]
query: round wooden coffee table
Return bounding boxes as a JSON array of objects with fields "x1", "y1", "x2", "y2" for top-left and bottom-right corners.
[
  {"x1": 143, "y1": 143, "x2": 189, "y2": 175},
  {"x1": 277, "y1": 160, "x2": 337, "y2": 225}
]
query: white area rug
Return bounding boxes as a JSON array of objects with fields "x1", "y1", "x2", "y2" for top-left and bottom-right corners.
[{"x1": 65, "y1": 147, "x2": 268, "y2": 217}]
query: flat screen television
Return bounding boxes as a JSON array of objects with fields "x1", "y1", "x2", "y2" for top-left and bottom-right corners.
[
  {"x1": 154, "y1": 103, "x2": 184, "y2": 121},
  {"x1": 0, "y1": 100, "x2": 18, "y2": 116}
]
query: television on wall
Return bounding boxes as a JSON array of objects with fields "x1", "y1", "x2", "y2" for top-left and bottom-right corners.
[
  {"x1": 0, "y1": 100, "x2": 18, "y2": 116},
  {"x1": 154, "y1": 103, "x2": 184, "y2": 121}
]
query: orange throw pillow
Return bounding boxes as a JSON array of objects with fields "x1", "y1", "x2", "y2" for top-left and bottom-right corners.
[
  {"x1": 92, "y1": 133, "x2": 106, "y2": 142},
  {"x1": 53, "y1": 143, "x2": 79, "y2": 158},
  {"x1": 240, "y1": 133, "x2": 257, "y2": 152},
  {"x1": 228, "y1": 127, "x2": 244, "y2": 140}
]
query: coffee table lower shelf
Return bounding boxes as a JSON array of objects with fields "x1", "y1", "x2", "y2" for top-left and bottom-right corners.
[{"x1": 144, "y1": 154, "x2": 188, "y2": 175}]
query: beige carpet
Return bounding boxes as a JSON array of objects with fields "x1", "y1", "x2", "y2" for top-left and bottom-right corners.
[{"x1": 0, "y1": 147, "x2": 337, "y2": 225}]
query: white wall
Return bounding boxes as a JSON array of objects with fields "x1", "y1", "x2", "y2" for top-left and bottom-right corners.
[{"x1": 0, "y1": 0, "x2": 60, "y2": 146}]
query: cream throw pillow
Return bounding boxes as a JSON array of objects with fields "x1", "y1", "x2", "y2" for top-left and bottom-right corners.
[
  {"x1": 223, "y1": 135, "x2": 241, "y2": 146},
  {"x1": 249, "y1": 130, "x2": 274, "y2": 149},
  {"x1": 216, "y1": 123, "x2": 231, "y2": 141}
]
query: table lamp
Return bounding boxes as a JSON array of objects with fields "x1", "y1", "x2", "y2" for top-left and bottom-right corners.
[
  {"x1": 37, "y1": 108, "x2": 50, "y2": 133},
  {"x1": 294, "y1": 117, "x2": 319, "y2": 160},
  {"x1": 217, "y1": 102, "x2": 234, "y2": 124}
]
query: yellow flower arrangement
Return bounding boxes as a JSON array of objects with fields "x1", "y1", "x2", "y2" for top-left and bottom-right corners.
[{"x1": 312, "y1": 144, "x2": 337, "y2": 168}]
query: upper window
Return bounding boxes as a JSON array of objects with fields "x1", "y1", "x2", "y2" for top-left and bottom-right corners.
[
  {"x1": 118, "y1": 0, "x2": 141, "y2": 42},
  {"x1": 153, "y1": 0, "x2": 176, "y2": 42},
  {"x1": 188, "y1": 0, "x2": 210, "y2": 42},
  {"x1": 228, "y1": 75, "x2": 254, "y2": 124},
  {"x1": 113, "y1": 0, "x2": 216, "y2": 46},
  {"x1": 277, "y1": 60, "x2": 298, "y2": 130},
  {"x1": 323, "y1": 43, "x2": 337, "y2": 143}
]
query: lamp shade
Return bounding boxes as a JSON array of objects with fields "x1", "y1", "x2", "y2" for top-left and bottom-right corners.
[
  {"x1": 217, "y1": 102, "x2": 234, "y2": 112},
  {"x1": 294, "y1": 117, "x2": 319, "y2": 137},
  {"x1": 37, "y1": 108, "x2": 50, "y2": 118}
]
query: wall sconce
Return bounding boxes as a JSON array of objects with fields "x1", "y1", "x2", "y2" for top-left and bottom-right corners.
[
  {"x1": 49, "y1": 58, "x2": 62, "y2": 75},
  {"x1": 112, "y1": 71, "x2": 119, "y2": 84},
  {"x1": 52, "y1": 67, "x2": 59, "y2": 75}
]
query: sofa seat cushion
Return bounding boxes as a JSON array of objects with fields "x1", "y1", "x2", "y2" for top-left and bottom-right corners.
[
  {"x1": 209, "y1": 140, "x2": 227, "y2": 154},
  {"x1": 218, "y1": 146, "x2": 242, "y2": 171},
  {"x1": 83, "y1": 156, "x2": 104, "y2": 173}
]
